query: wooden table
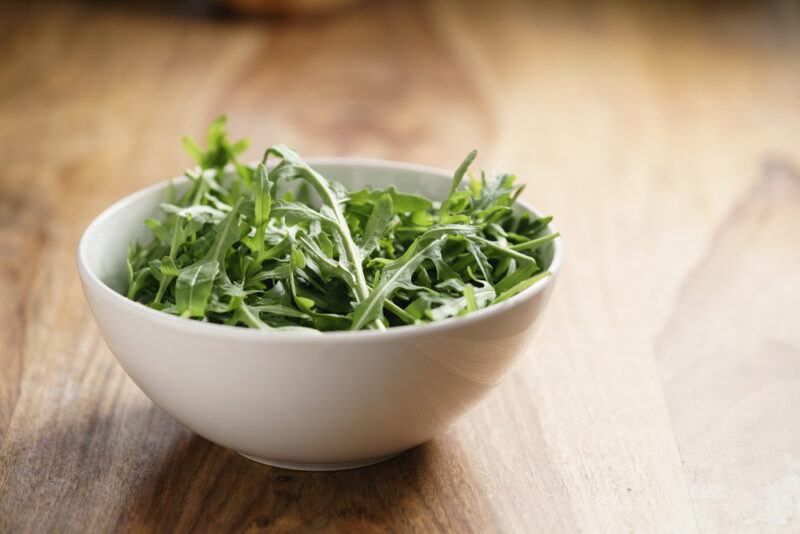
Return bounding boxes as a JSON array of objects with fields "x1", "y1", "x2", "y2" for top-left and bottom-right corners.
[{"x1": 1, "y1": 1, "x2": 798, "y2": 532}]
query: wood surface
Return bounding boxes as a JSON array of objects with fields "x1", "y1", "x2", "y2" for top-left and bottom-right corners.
[{"x1": 1, "y1": 0, "x2": 799, "y2": 532}]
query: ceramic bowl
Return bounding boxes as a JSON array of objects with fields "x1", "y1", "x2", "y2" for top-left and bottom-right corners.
[{"x1": 77, "y1": 158, "x2": 563, "y2": 471}]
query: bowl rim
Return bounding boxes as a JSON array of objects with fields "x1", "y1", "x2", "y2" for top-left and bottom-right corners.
[{"x1": 77, "y1": 156, "x2": 563, "y2": 341}]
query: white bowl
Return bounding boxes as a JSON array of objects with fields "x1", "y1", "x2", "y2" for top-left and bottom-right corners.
[{"x1": 77, "y1": 158, "x2": 563, "y2": 471}]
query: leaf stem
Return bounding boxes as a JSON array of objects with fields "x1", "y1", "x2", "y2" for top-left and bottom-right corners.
[
  {"x1": 264, "y1": 147, "x2": 384, "y2": 330},
  {"x1": 471, "y1": 236, "x2": 538, "y2": 265}
]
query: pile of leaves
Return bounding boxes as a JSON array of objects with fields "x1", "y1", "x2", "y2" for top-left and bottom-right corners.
[{"x1": 126, "y1": 117, "x2": 558, "y2": 332}]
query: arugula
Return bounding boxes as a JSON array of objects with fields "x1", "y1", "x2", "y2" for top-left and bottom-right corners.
[{"x1": 125, "y1": 116, "x2": 559, "y2": 331}]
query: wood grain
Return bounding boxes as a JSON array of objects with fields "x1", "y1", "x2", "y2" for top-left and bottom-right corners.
[{"x1": 1, "y1": 0, "x2": 799, "y2": 532}]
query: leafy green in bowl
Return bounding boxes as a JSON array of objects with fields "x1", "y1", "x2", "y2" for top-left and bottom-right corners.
[{"x1": 126, "y1": 117, "x2": 559, "y2": 332}]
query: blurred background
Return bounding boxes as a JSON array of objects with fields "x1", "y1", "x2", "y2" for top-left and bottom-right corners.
[
  {"x1": 3, "y1": 0, "x2": 800, "y2": 243},
  {"x1": 4, "y1": 0, "x2": 800, "y2": 189},
  {"x1": 2, "y1": 0, "x2": 799, "y2": 531}
]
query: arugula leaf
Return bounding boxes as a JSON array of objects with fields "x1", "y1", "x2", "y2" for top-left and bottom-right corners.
[
  {"x1": 349, "y1": 187, "x2": 433, "y2": 213},
  {"x1": 176, "y1": 261, "x2": 219, "y2": 317},
  {"x1": 463, "y1": 284, "x2": 477, "y2": 313},
  {"x1": 125, "y1": 119, "x2": 559, "y2": 331},
  {"x1": 351, "y1": 232, "x2": 448, "y2": 330},
  {"x1": 252, "y1": 163, "x2": 272, "y2": 256},
  {"x1": 204, "y1": 198, "x2": 243, "y2": 264},
  {"x1": 440, "y1": 149, "x2": 477, "y2": 223},
  {"x1": 494, "y1": 262, "x2": 540, "y2": 295},
  {"x1": 510, "y1": 232, "x2": 560, "y2": 252},
  {"x1": 493, "y1": 271, "x2": 551, "y2": 304},
  {"x1": 360, "y1": 193, "x2": 393, "y2": 256}
]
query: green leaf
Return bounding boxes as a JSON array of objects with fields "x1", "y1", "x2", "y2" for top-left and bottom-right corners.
[
  {"x1": 253, "y1": 163, "x2": 272, "y2": 254},
  {"x1": 410, "y1": 211, "x2": 434, "y2": 226},
  {"x1": 291, "y1": 248, "x2": 306, "y2": 270},
  {"x1": 384, "y1": 300, "x2": 417, "y2": 325},
  {"x1": 264, "y1": 144, "x2": 380, "y2": 327},
  {"x1": 466, "y1": 240, "x2": 492, "y2": 281},
  {"x1": 126, "y1": 118, "x2": 558, "y2": 332},
  {"x1": 404, "y1": 297, "x2": 429, "y2": 321},
  {"x1": 351, "y1": 233, "x2": 447, "y2": 330},
  {"x1": 463, "y1": 284, "x2": 477, "y2": 313},
  {"x1": 292, "y1": 283, "x2": 315, "y2": 312},
  {"x1": 160, "y1": 203, "x2": 226, "y2": 225},
  {"x1": 440, "y1": 149, "x2": 477, "y2": 223},
  {"x1": 426, "y1": 282, "x2": 495, "y2": 321},
  {"x1": 235, "y1": 302, "x2": 272, "y2": 331},
  {"x1": 182, "y1": 136, "x2": 205, "y2": 165},
  {"x1": 176, "y1": 261, "x2": 219, "y2": 317},
  {"x1": 144, "y1": 219, "x2": 169, "y2": 243},
  {"x1": 349, "y1": 187, "x2": 433, "y2": 213},
  {"x1": 247, "y1": 303, "x2": 310, "y2": 320},
  {"x1": 160, "y1": 256, "x2": 180, "y2": 277},
  {"x1": 204, "y1": 199, "x2": 243, "y2": 264},
  {"x1": 271, "y1": 202, "x2": 336, "y2": 227},
  {"x1": 510, "y1": 232, "x2": 560, "y2": 252},
  {"x1": 470, "y1": 236, "x2": 538, "y2": 266},
  {"x1": 450, "y1": 150, "x2": 478, "y2": 197},
  {"x1": 494, "y1": 262, "x2": 539, "y2": 295},
  {"x1": 360, "y1": 193, "x2": 393, "y2": 256},
  {"x1": 493, "y1": 271, "x2": 550, "y2": 304}
]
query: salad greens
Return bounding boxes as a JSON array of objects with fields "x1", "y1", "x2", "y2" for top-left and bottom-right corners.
[{"x1": 126, "y1": 116, "x2": 559, "y2": 332}]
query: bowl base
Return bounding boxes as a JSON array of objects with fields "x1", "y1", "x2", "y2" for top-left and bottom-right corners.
[{"x1": 237, "y1": 451, "x2": 402, "y2": 471}]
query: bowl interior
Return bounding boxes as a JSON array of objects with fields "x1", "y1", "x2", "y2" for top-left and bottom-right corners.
[{"x1": 81, "y1": 159, "x2": 557, "y2": 296}]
